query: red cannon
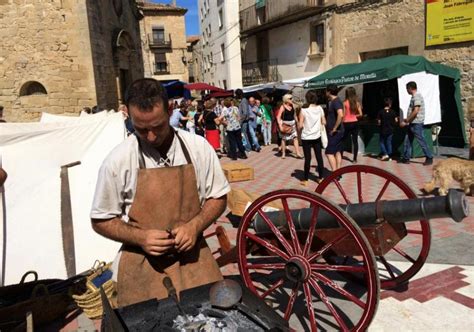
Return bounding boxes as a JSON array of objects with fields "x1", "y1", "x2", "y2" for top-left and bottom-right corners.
[{"x1": 215, "y1": 165, "x2": 470, "y2": 331}]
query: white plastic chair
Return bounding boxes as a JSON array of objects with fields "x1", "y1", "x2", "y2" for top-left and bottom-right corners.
[{"x1": 431, "y1": 125, "x2": 442, "y2": 156}]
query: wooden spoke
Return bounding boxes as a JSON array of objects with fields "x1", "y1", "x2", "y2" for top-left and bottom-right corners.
[
  {"x1": 308, "y1": 277, "x2": 349, "y2": 331},
  {"x1": 393, "y1": 247, "x2": 416, "y2": 263},
  {"x1": 258, "y1": 208, "x2": 295, "y2": 256},
  {"x1": 375, "y1": 179, "x2": 390, "y2": 201},
  {"x1": 284, "y1": 285, "x2": 299, "y2": 320},
  {"x1": 282, "y1": 198, "x2": 302, "y2": 255},
  {"x1": 244, "y1": 232, "x2": 290, "y2": 261},
  {"x1": 311, "y1": 273, "x2": 366, "y2": 309},
  {"x1": 378, "y1": 256, "x2": 396, "y2": 279},
  {"x1": 307, "y1": 232, "x2": 349, "y2": 263},
  {"x1": 260, "y1": 278, "x2": 285, "y2": 299},
  {"x1": 357, "y1": 171, "x2": 363, "y2": 203},
  {"x1": 303, "y1": 205, "x2": 320, "y2": 257},
  {"x1": 303, "y1": 282, "x2": 318, "y2": 331},
  {"x1": 310, "y1": 263, "x2": 367, "y2": 273}
]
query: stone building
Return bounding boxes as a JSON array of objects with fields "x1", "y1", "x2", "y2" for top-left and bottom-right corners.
[
  {"x1": 138, "y1": 1, "x2": 189, "y2": 82},
  {"x1": 239, "y1": 0, "x2": 472, "y2": 143},
  {"x1": 0, "y1": 0, "x2": 144, "y2": 122},
  {"x1": 186, "y1": 35, "x2": 201, "y2": 83},
  {"x1": 199, "y1": 0, "x2": 242, "y2": 89}
]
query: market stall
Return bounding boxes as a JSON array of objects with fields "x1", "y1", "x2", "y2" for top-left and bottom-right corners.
[{"x1": 305, "y1": 55, "x2": 465, "y2": 156}]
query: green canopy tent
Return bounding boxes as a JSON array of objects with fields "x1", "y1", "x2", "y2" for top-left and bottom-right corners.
[{"x1": 305, "y1": 55, "x2": 466, "y2": 155}]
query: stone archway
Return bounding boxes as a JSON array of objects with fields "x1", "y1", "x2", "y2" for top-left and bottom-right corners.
[{"x1": 113, "y1": 29, "x2": 140, "y2": 104}]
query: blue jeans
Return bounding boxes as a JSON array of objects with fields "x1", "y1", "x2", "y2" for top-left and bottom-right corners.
[
  {"x1": 248, "y1": 124, "x2": 261, "y2": 150},
  {"x1": 403, "y1": 123, "x2": 433, "y2": 160},
  {"x1": 380, "y1": 133, "x2": 393, "y2": 156},
  {"x1": 262, "y1": 120, "x2": 272, "y2": 145},
  {"x1": 240, "y1": 121, "x2": 252, "y2": 152}
]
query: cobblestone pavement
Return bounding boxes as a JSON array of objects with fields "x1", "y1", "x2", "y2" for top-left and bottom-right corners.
[
  {"x1": 57, "y1": 144, "x2": 474, "y2": 331},
  {"x1": 204, "y1": 144, "x2": 474, "y2": 331}
]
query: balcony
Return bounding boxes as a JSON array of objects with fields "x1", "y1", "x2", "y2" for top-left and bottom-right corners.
[
  {"x1": 153, "y1": 61, "x2": 170, "y2": 75},
  {"x1": 242, "y1": 59, "x2": 279, "y2": 86},
  {"x1": 240, "y1": 0, "x2": 325, "y2": 35},
  {"x1": 148, "y1": 34, "x2": 172, "y2": 49}
]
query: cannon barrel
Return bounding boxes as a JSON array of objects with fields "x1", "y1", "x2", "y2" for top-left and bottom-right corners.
[{"x1": 253, "y1": 190, "x2": 469, "y2": 234}]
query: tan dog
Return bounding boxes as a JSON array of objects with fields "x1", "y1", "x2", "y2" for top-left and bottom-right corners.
[{"x1": 424, "y1": 158, "x2": 474, "y2": 196}]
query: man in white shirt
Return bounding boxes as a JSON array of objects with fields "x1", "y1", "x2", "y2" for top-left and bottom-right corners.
[{"x1": 90, "y1": 78, "x2": 230, "y2": 306}]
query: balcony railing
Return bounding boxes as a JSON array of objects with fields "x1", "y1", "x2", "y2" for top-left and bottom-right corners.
[
  {"x1": 154, "y1": 61, "x2": 170, "y2": 75},
  {"x1": 240, "y1": 0, "x2": 325, "y2": 33},
  {"x1": 242, "y1": 58, "x2": 279, "y2": 86},
  {"x1": 148, "y1": 33, "x2": 172, "y2": 49}
]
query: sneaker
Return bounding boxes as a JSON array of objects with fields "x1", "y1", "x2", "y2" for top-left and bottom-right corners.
[
  {"x1": 381, "y1": 155, "x2": 389, "y2": 161},
  {"x1": 398, "y1": 158, "x2": 410, "y2": 164},
  {"x1": 238, "y1": 153, "x2": 248, "y2": 159},
  {"x1": 423, "y1": 158, "x2": 433, "y2": 166}
]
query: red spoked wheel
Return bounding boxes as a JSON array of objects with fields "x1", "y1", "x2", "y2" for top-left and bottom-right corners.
[
  {"x1": 316, "y1": 165, "x2": 431, "y2": 290},
  {"x1": 237, "y1": 189, "x2": 380, "y2": 331}
]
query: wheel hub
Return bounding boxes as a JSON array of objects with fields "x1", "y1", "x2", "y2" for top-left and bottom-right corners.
[{"x1": 285, "y1": 256, "x2": 311, "y2": 282}]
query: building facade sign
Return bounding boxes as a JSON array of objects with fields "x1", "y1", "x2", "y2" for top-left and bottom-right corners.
[{"x1": 426, "y1": 0, "x2": 474, "y2": 46}]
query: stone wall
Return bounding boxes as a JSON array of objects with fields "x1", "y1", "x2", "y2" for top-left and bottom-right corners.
[
  {"x1": 86, "y1": 0, "x2": 143, "y2": 109},
  {"x1": 0, "y1": 0, "x2": 143, "y2": 122},
  {"x1": 334, "y1": 0, "x2": 473, "y2": 135},
  {"x1": 140, "y1": 10, "x2": 188, "y2": 82},
  {"x1": 0, "y1": 0, "x2": 95, "y2": 122}
]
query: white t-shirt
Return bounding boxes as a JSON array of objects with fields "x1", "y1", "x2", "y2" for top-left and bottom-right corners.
[
  {"x1": 90, "y1": 129, "x2": 230, "y2": 280},
  {"x1": 90, "y1": 129, "x2": 230, "y2": 221},
  {"x1": 301, "y1": 105, "x2": 324, "y2": 140}
]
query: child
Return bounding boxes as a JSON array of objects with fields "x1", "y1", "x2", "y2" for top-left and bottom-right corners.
[{"x1": 377, "y1": 97, "x2": 399, "y2": 161}]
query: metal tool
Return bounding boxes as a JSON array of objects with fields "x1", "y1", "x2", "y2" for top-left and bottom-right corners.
[
  {"x1": 209, "y1": 279, "x2": 271, "y2": 330},
  {"x1": 100, "y1": 286, "x2": 125, "y2": 332},
  {"x1": 163, "y1": 277, "x2": 187, "y2": 318},
  {"x1": 60, "y1": 161, "x2": 81, "y2": 278}
]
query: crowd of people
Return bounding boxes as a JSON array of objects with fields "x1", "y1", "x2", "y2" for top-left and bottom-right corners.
[{"x1": 136, "y1": 80, "x2": 433, "y2": 186}]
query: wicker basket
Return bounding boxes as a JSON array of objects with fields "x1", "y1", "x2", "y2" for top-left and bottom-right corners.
[{"x1": 72, "y1": 261, "x2": 116, "y2": 319}]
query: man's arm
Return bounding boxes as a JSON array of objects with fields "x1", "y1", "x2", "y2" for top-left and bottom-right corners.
[
  {"x1": 92, "y1": 217, "x2": 175, "y2": 256},
  {"x1": 172, "y1": 195, "x2": 227, "y2": 252},
  {"x1": 404, "y1": 106, "x2": 419, "y2": 124},
  {"x1": 332, "y1": 108, "x2": 344, "y2": 135}
]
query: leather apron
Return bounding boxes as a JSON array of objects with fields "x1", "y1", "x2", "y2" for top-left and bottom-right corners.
[{"x1": 117, "y1": 133, "x2": 223, "y2": 307}]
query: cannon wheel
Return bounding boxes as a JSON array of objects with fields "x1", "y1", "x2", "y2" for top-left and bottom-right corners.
[
  {"x1": 237, "y1": 189, "x2": 379, "y2": 331},
  {"x1": 316, "y1": 165, "x2": 431, "y2": 289}
]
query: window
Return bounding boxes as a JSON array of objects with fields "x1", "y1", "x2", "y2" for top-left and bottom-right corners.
[
  {"x1": 220, "y1": 43, "x2": 225, "y2": 62},
  {"x1": 154, "y1": 53, "x2": 168, "y2": 74},
  {"x1": 206, "y1": 0, "x2": 210, "y2": 12},
  {"x1": 203, "y1": 0, "x2": 207, "y2": 14},
  {"x1": 152, "y1": 27, "x2": 165, "y2": 43},
  {"x1": 208, "y1": 24, "x2": 211, "y2": 37},
  {"x1": 218, "y1": 9, "x2": 223, "y2": 29},
  {"x1": 20, "y1": 81, "x2": 47, "y2": 96},
  {"x1": 310, "y1": 23, "x2": 325, "y2": 54},
  {"x1": 210, "y1": 52, "x2": 213, "y2": 65},
  {"x1": 222, "y1": 79, "x2": 227, "y2": 90},
  {"x1": 256, "y1": 6, "x2": 265, "y2": 25}
]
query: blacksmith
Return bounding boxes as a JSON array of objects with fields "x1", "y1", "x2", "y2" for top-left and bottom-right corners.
[{"x1": 90, "y1": 78, "x2": 230, "y2": 306}]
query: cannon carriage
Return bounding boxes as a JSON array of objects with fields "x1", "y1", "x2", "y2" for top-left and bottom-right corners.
[{"x1": 214, "y1": 165, "x2": 470, "y2": 331}]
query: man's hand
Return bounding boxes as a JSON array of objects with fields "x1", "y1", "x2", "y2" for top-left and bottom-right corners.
[
  {"x1": 172, "y1": 221, "x2": 200, "y2": 253},
  {"x1": 141, "y1": 229, "x2": 175, "y2": 256}
]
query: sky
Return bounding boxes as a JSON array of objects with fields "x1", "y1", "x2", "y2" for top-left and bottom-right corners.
[{"x1": 154, "y1": 0, "x2": 200, "y2": 36}]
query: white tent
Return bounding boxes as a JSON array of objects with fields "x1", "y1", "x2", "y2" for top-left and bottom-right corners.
[{"x1": 0, "y1": 112, "x2": 126, "y2": 285}]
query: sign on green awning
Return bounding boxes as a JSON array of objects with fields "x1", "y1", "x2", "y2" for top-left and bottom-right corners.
[
  {"x1": 305, "y1": 55, "x2": 459, "y2": 88},
  {"x1": 256, "y1": 0, "x2": 266, "y2": 9}
]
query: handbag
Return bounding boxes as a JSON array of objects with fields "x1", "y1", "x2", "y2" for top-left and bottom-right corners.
[
  {"x1": 281, "y1": 123, "x2": 293, "y2": 134},
  {"x1": 320, "y1": 125, "x2": 328, "y2": 148}
]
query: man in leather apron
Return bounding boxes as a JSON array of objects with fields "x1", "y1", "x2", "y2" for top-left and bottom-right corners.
[{"x1": 90, "y1": 78, "x2": 230, "y2": 307}]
